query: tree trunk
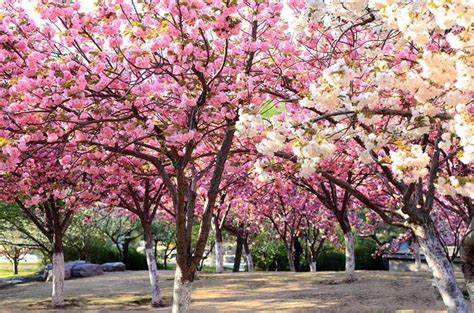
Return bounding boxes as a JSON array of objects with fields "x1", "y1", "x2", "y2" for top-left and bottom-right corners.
[
  {"x1": 344, "y1": 231, "x2": 355, "y2": 282},
  {"x1": 309, "y1": 249, "x2": 319, "y2": 272},
  {"x1": 461, "y1": 219, "x2": 474, "y2": 307},
  {"x1": 154, "y1": 240, "x2": 159, "y2": 268},
  {"x1": 172, "y1": 264, "x2": 193, "y2": 313},
  {"x1": 233, "y1": 236, "x2": 243, "y2": 272},
  {"x1": 114, "y1": 242, "x2": 123, "y2": 262},
  {"x1": 51, "y1": 251, "x2": 65, "y2": 307},
  {"x1": 215, "y1": 228, "x2": 224, "y2": 273},
  {"x1": 413, "y1": 242, "x2": 422, "y2": 272},
  {"x1": 243, "y1": 240, "x2": 254, "y2": 272},
  {"x1": 294, "y1": 237, "x2": 303, "y2": 272},
  {"x1": 122, "y1": 239, "x2": 130, "y2": 269},
  {"x1": 144, "y1": 229, "x2": 163, "y2": 307},
  {"x1": 414, "y1": 224, "x2": 468, "y2": 313},
  {"x1": 287, "y1": 247, "x2": 296, "y2": 272},
  {"x1": 13, "y1": 259, "x2": 19, "y2": 275}
]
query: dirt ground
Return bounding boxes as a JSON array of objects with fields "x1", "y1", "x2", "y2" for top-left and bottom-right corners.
[{"x1": 0, "y1": 270, "x2": 462, "y2": 312}]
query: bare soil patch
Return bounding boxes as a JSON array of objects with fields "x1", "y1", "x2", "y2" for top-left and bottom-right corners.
[{"x1": 0, "y1": 270, "x2": 460, "y2": 312}]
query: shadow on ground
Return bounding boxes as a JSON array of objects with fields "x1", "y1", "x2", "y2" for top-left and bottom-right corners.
[{"x1": 0, "y1": 270, "x2": 458, "y2": 312}]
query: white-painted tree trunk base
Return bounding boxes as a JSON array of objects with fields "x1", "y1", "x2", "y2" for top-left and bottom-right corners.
[
  {"x1": 172, "y1": 265, "x2": 193, "y2": 313},
  {"x1": 215, "y1": 241, "x2": 224, "y2": 273},
  {"x1": 145, "y1": 248, "x2": 163, "y2": 307},
  {"x1": 414, "y1": 225, "x2": 468, "y2": 313},
  {"x1": 413, "y1": 242, "x2": 422, "y2": 272},
  {"x1": 52, "y1": 252, "x2": 65, "y2": 307},
  {"x1": 310, "y1": 261, "x2": 317, "y2": 272},
  {"x1": 344, "y1": 232, "x2": 355, "y2": 282},
  {"x1": 246, "y1": 253, "x2": 254, "y2": 272}
]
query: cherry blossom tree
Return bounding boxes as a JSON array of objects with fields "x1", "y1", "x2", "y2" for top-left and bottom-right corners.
[
  {"x1": 248, "y1": 157, "x2": 374, "y2": 279},
  {"x1": 236, "y1": 1, "x2": 473, "y2": 311},
  {"x1": 209, "y1": 164, "x2": 251, "y2": 273},
  {"x1": 294, "y1": 168, "x2": 371, "y2": 281},
  {"x1": 245, "y1": 175, "x2": 333, "y2": 272},
  {"x1": 210, "y1": 159, "x2": 257, "y2": 273},
  {"x1": 302, "y1": 217, "x2": 326, "y2": 272},
  {"x1": 1, "y1": 0, "x2": 472, "y2": 311},
  {"x1": 89, "y1": 155, "x2": 168, "y2": 307},
  {"x1": 0, "y1": 144, "x2": 92, "y2": 306},
  {"x1": 0, "y1": 0, "x2": 294, "y2": 310}
]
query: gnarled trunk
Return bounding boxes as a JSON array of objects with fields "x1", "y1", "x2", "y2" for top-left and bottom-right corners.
[
  {"x1": 310, "y1": 261, "x2": 317, "y2": 272},
  {"x1": 414, "y1": 224, "x2": 468, "y2": 313},
  {"x1": 51, "y1": 251, "x2": 65, "y2": 307},
  {"x1": 215, "y1": 229, "x2": 224, "y2": 273},
  {"x1": 344, "y1": 232, "x2": 355, "y2": 282},
  {"x1": 461, "y1": 219, "x2": 474, "y2": 307},
  {"x1": 413, "y1": 242, "x2": 422, "y2": 272},
  {"x1": 172, "y1": 264, "x2": 193, "y2": 313}
]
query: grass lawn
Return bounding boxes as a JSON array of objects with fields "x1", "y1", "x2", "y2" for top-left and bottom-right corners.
[
  {"x1": 0, "y1": 270, "x2": 462, "y2": 312},
  {"x1": 0, "y1": 260, "x2": 39, "y2": 279}
]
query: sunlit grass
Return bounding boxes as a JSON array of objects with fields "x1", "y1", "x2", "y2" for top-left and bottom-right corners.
[{"x1": 0, "y1": 261, "x2": 39, "y2": 279}]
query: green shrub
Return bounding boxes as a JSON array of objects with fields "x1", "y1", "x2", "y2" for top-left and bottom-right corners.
[
  {"x1": 127, "y1": 249, "x2": 148, "y2": 270},
  {"x1": 354, "y1": 237, "x2": 384, "y2": 270},
  {"x1": 63, "y1": 241, "x2": 120, "y2": 264},
  {"x1": 316, "y1": 237, "x2": 384, "y2": 271},
  {"x1": 316, "y1": 249, "x2": 346, "y2": 271},
  {"x1": 252, "y1": 233, "x2": 289, "y2": 271},
  {"x1": 86, "y1": 244, "x2": 120, "y2": 264}
]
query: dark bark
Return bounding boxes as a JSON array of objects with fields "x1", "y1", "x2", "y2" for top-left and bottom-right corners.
[
  {"x1": 13, "y1": 259, "x2": 18, "y2": 275},
  {"x1": 294, "y1": 237, "x2": 303, "y2": 272},
  {"x1": 215, "y1": 227, "x2": 223, "y2": 247},
  {"x1": 233, "y1": 235, "x2": 244, "y2": 272},
  {"x1": 143, "y1": 221, "x2": 154, "y2": 251},
  {"x1": 163, "y1": 243, "x2": 169, "y2": 270},
  {"x1": 173, "y1": 122, "x2": 237, "y2": 284},
  {"x1": 123, "y1": 239, "x2": 131, "y2": 268},
  {"x1": 154, "y1": 240, "x2": 159, "y2": 267}
]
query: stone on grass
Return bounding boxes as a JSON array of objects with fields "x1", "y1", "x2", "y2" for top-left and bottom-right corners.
[
  {"x1": 71, "y1": 263, "x2": 104, "y2": 278},
  {"x1": 101, "y1": 262, "x2": 126, "y2": 272}
]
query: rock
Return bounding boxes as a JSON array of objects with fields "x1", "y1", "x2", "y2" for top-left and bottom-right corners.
[
  {"x1": 71, "y1": 263, "x2": 103, "y2": 278},
  {"x1": 45, "y1": 260, "x2": 87, "y2": 282},
  {"x1": 11, "y1": 275, "x2": 44, "y2": 283},
  {"x1": 0, "y1": 281, "x2": 15, "y2": 289},
  {"x1": 101, "y1": 262, "x2": 126, "y2": 272},
  {"x1": 36, "y1": 264, "x2": 52, "y2": 281},
  {"x1": 0, "y1": 275, "x2": 44, "y2": 289}
]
